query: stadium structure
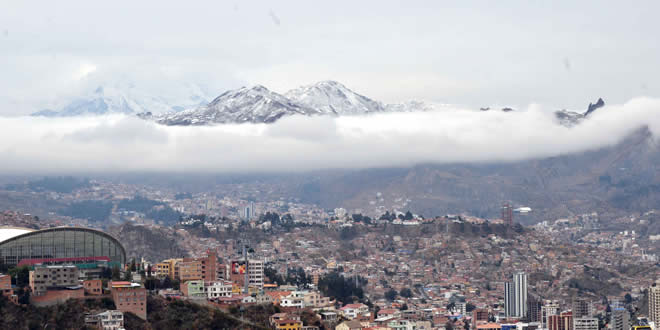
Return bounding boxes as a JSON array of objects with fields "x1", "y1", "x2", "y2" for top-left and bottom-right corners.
[{"x1": 0, "y1": 226, "x2": 126, "y2": 268}]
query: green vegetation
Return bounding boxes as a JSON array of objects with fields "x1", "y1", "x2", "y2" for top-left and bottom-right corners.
[
  {"x1": 174, "y1": 192, "x2": 192, "y2": 200},
  {"x1": 0, "y1": 294, "x2": 266, "y2": 330},
  {"x1": 119, "y1": 196, "x2": 182, "y2": 224},
  {"x1": 59, "y1": 200, "x2": 113, "y2": 222},
  {"x1": 385, "y1": 289, "x2": 397, "y2": 301},
  {"x1": 286, "y1": 267, "x2": 312, "y2": 287},
  {"x1": 318, "y1": 271, "x2": 366, "y2": 304},
  {"x1": 8, "y1": 266, "x2": 30, "y2": 288},
  {"x1": 27, "y1": 176, "x2": 91, "y2": 193},
  {"x1": 118, "y1": 196, "x2": 164, "y2": 213},
  {"x1": 0, "y1": 294, "x2": 115, "y2": 329},
  {"x1": 399, "y1": 287, "x2": 413, "y2": 298},
  {"x1": 124, "y1": 296, "x2": 261, "y2": 329},
  {"x1": 146, "y1": 207, "x2": 181, "y2": 224}
]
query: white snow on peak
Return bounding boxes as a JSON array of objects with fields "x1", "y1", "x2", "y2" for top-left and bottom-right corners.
[
  {"x1": 156, "y1": 84, "x2": 320, "y2": 125},
  {"x1": 285, "y1": 80, "x2": 385, "y2": 115},
  {"x1": 31, "y1": 82, "x2": 212, "y2": 117}
]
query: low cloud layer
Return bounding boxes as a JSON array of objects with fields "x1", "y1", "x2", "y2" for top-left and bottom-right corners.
[{"x1": 1, "y1": 97, "x2": 660, "y2": 174}]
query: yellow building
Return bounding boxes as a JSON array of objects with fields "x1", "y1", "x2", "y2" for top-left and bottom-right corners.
[
  {"x1": 274, "y1": 319, "x2": 302, "y2": 330},
  {"x1": 232, "y1": 283, "x2": 242, "y2": 294},
  {"x1": 155, "y1": 258, "x2": 183, "y2": 279}
]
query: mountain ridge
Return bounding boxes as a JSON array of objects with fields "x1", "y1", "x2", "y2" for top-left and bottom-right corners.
[{"x1": 31, "y1": 83, "x2": 211, "y2": 117}]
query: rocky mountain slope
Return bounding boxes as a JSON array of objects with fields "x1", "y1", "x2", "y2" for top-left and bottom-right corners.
[
  {"x1": 554, "y1": 98, "x2": 606, "y2": 127},
  {"x1": 276, "y1": 124, "x2": 659, "y2": 224}
]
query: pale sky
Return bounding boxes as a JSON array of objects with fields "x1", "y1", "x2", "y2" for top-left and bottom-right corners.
[{"x1": 1, "y1": 0, "x2": 659, "y2": 115}]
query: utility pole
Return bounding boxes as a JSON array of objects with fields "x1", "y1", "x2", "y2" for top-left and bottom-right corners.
[{"x1": 243, "y1": 245, "x2": 248, "y2": 294}]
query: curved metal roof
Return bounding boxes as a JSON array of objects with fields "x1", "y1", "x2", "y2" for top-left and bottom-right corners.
[
  {"x1": 0, "y1": 226, "x2": 126, "y2": 261},
  {"x1": 0, "y1": 227, "x2": 35, "y2": 243}
]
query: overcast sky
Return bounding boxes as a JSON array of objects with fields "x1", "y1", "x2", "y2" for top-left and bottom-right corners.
[{"x1": 2, "y1": 1, "x2": 660, "y2": 115}]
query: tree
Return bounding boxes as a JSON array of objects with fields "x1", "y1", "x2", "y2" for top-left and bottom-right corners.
[
  {"x1": 9, "y1": 266, "x2": 30, "y2": 288},
  {"x1": 318, "y1": 271, "x2": 366, "y2": 304},
  {"x1": 624, "y1": 293, "x2": 633, "y2": 304},
  {"x1": 400, "y1": 288, "x2": 413, "y2": 298},
  {"x1": 124, "y1": 270, "x2": 133, "y2": 281},
  {"x1": 404, "y1": 211, "x2": 413, "y2": 220},
  {"x1": 101, "y1": 267, "x2": 112, "y2": 279},
  {"x1": 17, "y1": 287, "x2": 30, "y2": 304},
  {"x1": 111, "y1": 265, "x2": 121, "y2": 280},
  {"x1": 385, "y1": 289, "x2": 397, "y2": 301}
]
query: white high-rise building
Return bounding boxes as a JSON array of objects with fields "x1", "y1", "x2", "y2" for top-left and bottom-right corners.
[
  {"x1": 504, "y1": 272, "x2": 528, "y2": 318},
  {"x1": 242, "y1": 202, "x2": 256, "y2": 220},
  {"x1": 513, "y1": 272, "x2": 528, "y2": 318}
]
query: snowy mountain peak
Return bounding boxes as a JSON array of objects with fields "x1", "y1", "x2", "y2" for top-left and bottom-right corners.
[
  {"x1": 285, "y1": 80, "x2": 385, "y2": 115},
  {"x1": 154, "y1": 81, "x2": 447, "y2": 125},
  {"x1": 156, "y1": 85, "x2": 319, "y2": 125}
]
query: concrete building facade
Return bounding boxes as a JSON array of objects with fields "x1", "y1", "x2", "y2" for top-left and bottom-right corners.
[{"x1": 29, "y1": 265, "x2": 78, "y2": 296}]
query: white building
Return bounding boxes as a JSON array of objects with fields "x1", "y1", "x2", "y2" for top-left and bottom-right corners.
[
  {"x1": 513, "y1": 272, "x2": 528, "y2": 318},
  {"x1": 85, "y1": 310, "x2": 125, "y2": 330},
  {"x1": 281, "y1": 291, "x2": 306, "y2": 308},
  {"x1": 541, "y1": 300, "x2": 560, "y2": 329},
  {"x1": 573, "y1": 317, "x2": 599, "y2": 330},
  {"x1": 339, "y1": 303, "x2": 370, "y2": 320},
  {"x1": 205, "y1": 280, "x2": 232, "y2": 299},
  {"x1": 248, "y1": 259, "x2": 264, "y2": 289}
]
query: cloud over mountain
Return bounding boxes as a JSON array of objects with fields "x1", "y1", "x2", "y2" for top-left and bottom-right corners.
[{"x1": 0, "y1": 97, "x2": 659, "y2": 173}]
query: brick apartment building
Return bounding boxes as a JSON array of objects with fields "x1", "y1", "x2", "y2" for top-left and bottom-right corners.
[
  {"x1": 548, "y1": 311, "x2": 573, "y2": 330},
  {"x1": 110, "y1": 281, "x2": 147, "y2": 320},
  {"x1": 0, "y1": 273, "x2": 12, "y2": 296},
  {"x1": 178, "y1": 251, "x2": 217, "y2": 282},
  {"x1": 84, "y1": 279, "x2": 103, "y2": 295},
  {"x1": 0, "y1": 273, "x2": 18, "y2": 304}
]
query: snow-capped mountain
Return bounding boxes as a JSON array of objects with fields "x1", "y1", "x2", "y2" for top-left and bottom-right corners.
[
  {"x1": 155, "y1": 85, "x2": 321, "y2": 125},
  {"x1": 31, "y1": 83, "x2": 211, "y2": 117},
  {"x1": 285, "y1": 80, "x2": 385, "y2": 115},
  {"x1": 153, "y1": 81, "x2": 443, "y2": 126}
]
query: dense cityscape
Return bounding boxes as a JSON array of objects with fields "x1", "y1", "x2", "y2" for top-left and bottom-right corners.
[
  {"x1": 0, "y1": 177, "x2": 658, "y2": 329},
  {"x1": 3, "y1": 1, "x2": 660, "y2": 329}
]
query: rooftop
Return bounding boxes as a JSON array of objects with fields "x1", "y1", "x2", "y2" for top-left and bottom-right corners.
[{"x1": 0, "y1": 227, "x2": 35, "y2": 243}]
